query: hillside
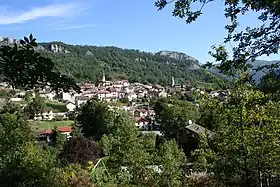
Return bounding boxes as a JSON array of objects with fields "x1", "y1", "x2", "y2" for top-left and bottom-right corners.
[
  {"x1": 208, "y1": 60, "x2": 280, "y2": 82},
  {"x1": 0, "y1": 36, "x2": 223, "y2": 87},
  {"x1": 37, "y1": 42, "x2": 222, "y2": 87}
]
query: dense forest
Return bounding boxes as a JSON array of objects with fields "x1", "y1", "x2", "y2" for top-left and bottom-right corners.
[{"x1": 39, "y1": 42, "x2": 223, "y2": 87}]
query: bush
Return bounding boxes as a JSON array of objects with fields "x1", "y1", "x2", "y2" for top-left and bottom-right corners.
[
  {"x1": 60, "y1": 136, "x2": 102, "y2": 167},
  {"x1": 54, "y1": 115, "x2": 64, "y2": 121},
  {"x1": 46, "y1": 102, "x2": 68, "y2": 112},
  {"x1": 184, "y1": 172, "x2": 221, "y2": 187}
]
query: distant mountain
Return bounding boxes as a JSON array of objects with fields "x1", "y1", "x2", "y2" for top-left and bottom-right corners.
[
  {"x1": 0, "y1": 36, "x2": 224, "y2": 87},
  {"x1": 250, "y1": 60, "x2": 280, "y2": 82},
  {"x1": 0, "y1": 36, "x2": 19, "y2": 46},
  {"x1": 208, "y1": 60, "x2": 280, "y2": 82},
  {"x1": 155, "y1": 50, "x2": 200, "y2": 69}
]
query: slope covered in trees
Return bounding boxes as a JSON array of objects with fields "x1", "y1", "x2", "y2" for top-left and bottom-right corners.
[{"x1": 38, "y1": 42, "x2": 223, "y2": 87}]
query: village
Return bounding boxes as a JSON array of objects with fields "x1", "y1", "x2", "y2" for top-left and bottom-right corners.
[{"x1": 0, "y1": 73, "x2": 228, "y2": 142}]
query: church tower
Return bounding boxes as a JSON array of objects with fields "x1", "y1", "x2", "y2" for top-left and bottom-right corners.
[
  {"x1": 102, "y1": 71, "x2": 106, "y2": 82},
  {"x1": 171, "y1": 76, "x2": 175, "y2": 87}
]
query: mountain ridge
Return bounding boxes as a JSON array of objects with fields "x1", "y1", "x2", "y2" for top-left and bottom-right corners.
[{"x1": 0, "y1": 36, "x2": 223, "y2": 88}]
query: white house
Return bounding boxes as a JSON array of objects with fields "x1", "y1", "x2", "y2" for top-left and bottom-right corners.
[
  {"x1": 34, "y1": 107, "x2": 54, "y2": 121},
  {"x1": 127, "y1": 93, "x2": 137, "y2": 101},
  {"x1": 97, "y1": 90, "x2": 111, "y2": 100},
  {"x1": 66, "y1": 101, "x2": 76, "y2": 111},
  {"x1": 75, "y1": 96, "x2": 89, "y2": 107},
  {"x1": 10, "y1": 97, "x2": 23, "y2": 102},
  {"x1": 61, "y1": 92, "x2": 74, "y2": 102},
  {"x1": 158, "y1": 91, "x2": 168, "y2": 98}
]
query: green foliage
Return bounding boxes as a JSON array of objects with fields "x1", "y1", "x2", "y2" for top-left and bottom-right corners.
[
  {"x1": 53, "y1": 126, "x2": 67, "y2": 152},
  {"x1": 25, "y1": 92, "x2": 46, "y2": 118},
  {"x1": 46, "y1": 101, "x2": 68, "y2": 112},
  {"x1": 191, "y1": 133, "x2": 215, "y2": 172},
  {"x1": 0, "y1": 89, "x2": 12, "y2": 99},
  {"x1": 194, "y1": 85, "x2": 280, "y2": 186},
  {"x1": 158, "y1": 139, "x2": 186, "y2": 187},
  {"x1": 60, "y1": 163, "x2": 94, "y2": 187},
  {"x1": 0, "y1": 101, "x2": 23, "y2": 116},
  {"x1": 0, "y1": 113, "x2": 32, "y2": 164},
  {"x1": 155, "y1": 98, "x2": 199, "y2": 140},
  {"x1": 23, "y1": 91, "x2": 33, "y2": 103},
  {"x1": 77, "y1": 100, "x2": 114, "y2": 140},
  {"x1": 0, "y1": 34, "x2": 80, "y2": 92},
  {"x1": 100, "y1": 111, "x2": 159, "y2": 186},
  {"x1": 70, "y1": 121, "x2": 83, "y2": 137},
  {"x1": 38, "y1": 42, "x2": 223, "y2": 87},
  {"x1": 0, "y1": 112, "x2": 64, "y2": 187}
]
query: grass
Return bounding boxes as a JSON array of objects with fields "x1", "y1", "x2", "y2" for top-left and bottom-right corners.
[{"x1": 29, "y1": 120, "x2": 74, "y2": 131}]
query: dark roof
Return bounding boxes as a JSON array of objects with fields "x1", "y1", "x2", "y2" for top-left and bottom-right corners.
[
  {"x1": 75, "y1": 96, "x2": 89, "y2": 101},
  {"x1": 186, "y1": 123, "x2": 214, "y2": 137}
]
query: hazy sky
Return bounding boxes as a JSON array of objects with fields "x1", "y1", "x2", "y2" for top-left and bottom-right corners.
[{"x1": 0, "y1": 0, "x2": 279, "y2": 63}]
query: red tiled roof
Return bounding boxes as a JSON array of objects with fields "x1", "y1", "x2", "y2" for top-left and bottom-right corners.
[
  {"x1": 135, "y1": 117, "x2": 149, "y2": 123},
  {"x1": 57, "y1": 126, "x2": 72, "y2": 133},
  {"x1": 38, "y1": 126, "x2": 72, "y2": 135},
  {"x1": 135, "y1": 109, "x2": 148, "y2": 113}
]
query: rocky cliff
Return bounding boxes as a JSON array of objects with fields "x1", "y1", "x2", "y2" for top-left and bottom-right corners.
[{"x1": 155, "y1": 50, "x2": 200, "y2": 69}]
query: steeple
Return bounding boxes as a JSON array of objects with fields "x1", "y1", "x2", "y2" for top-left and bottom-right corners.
[
  {"x1": 171, "y1": 76, "x2": 175, "y2": 87},
  {"x1": 102, "y1": 71, "x2": 106, "y2": 82}
]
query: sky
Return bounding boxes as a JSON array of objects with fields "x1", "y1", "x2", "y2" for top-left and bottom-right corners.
[{"x1": 0, "y1": 0, "x2": 279, "y2": 63}]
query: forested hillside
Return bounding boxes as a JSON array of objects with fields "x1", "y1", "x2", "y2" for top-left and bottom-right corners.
[{"x1": 39, "y1": 42, "x2": 222, "y2": 87}]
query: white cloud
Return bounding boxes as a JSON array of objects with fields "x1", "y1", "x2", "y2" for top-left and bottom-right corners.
[
  {"x1": 0, "y1": 3, "x2": 86, "y2": 25},
  {"x1": 55, "y1": 24, "x2": 96, "y2": 30}
]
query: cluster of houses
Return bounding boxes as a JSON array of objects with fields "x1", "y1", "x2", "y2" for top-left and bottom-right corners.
[
  {"x1": 0, "y1": 74, "x2": 229, "y2": 136},
  {"x1": 59, "y1": 73, "x2": 168, "y2": 110}
]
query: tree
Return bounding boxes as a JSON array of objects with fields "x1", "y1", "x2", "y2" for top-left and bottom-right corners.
[
  {"x1": 60, "y1": 136, "x2": 101, "y2": 167},
  {"x1": 0, "y1": 113, "x2": 32, "y2": 166},
  {"x1": 100, "y1": 111, "x2": 158, "y2": 186},
  {"x1": 194, "y1": 84, "x2": 280, "y2": 186},
  {"x1": 77, "y1": 100, "x2": 114, "y2": 140},
  {"x1": 0, "y1": 34, "x2": 80, "y2": 92},
  {"x1": 53, "y1": 126, "x2": 67, "y2": 153},
  {"x1": 25, "y1": 91, "x2": 46, "y2": 119},
  {"x1": 0, "y1": 112, "x2": 65, "y2": 187},
  {"x1": 71, "y1": 121, "x2": 83, "y2": 138},
  {"x1": 155, "y1": 0, "x2": 280, "y2": 77},
  {"x1": 23, "y1": 91, "x2": 33, "y2": 103},
  {"x1": 158, "y1": 139, "x2": 186, "y2": 187},
  {"x1": 155, "y1": 98, "x2": 199, "y2": 153}
]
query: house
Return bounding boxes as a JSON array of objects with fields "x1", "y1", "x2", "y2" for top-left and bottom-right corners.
[
  {"x1": 118, "y1": 92, "x2": 126, "y2": 99},
  {"x1": 57, "y1": 126, "x2": 72, "y2": 139},
  {"x1": 121, "y1": 80, "x2": 129, "y2": 87},
  {"x1": 152, "y1": 85, "x2": 165, "y2": 92},
  {"x1": 135, "y1": 117, "x2": 149, "y2": 129},
  {"x1": 34, "y1": 107, "x2": 54, "y2": 121},
  {"x1": 60, "y1": 92, "x2": 74, "y2": 102},
  {"x1": 158, "y1": 91, "x2": 168, "y2": 98},
  {"x1": 108, "y1": 88, "x2": 118, "y2": 98},
  {"x1": 66, "y1": 101, "x2": 76, "y2": 111},
  {"x1": 97, "y1": 90, "x2": 111, "y2": 100},
  {"x1": 40, "y1": 91, "x2": 56, "y2": 100},
  {"x1": 127, "y1": 93, "x2": 137, "y2": 101},
  {"x1": 10, "y1": 97, "x2": 23, "y2": 102},
  {"x1": 134, "y1": 109, "x2": 148, "y2": 118},
  {"x1": 37, "y1": 126, "x2": 72, "y2": 143},
  {"x1": 75, "y1": 96, "x2": 89, "y2": 107},
  {"x1": 185, "y1": 123, "x2": 214, "y2": 138}
]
